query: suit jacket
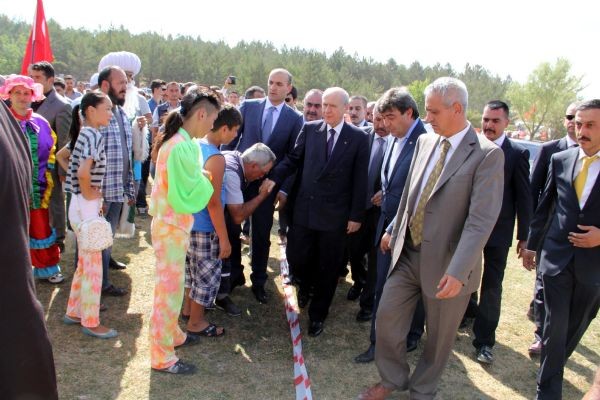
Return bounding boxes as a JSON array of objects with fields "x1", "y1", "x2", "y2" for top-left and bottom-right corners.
[
  {"x1": 530, "y1": 137, "x2": 569, "y2": 210},
  {"x1": 376, "y1": 120, "x2": 427, "y2": 239},
  {"x1": 271, "y1": 120, "x2": 370, "y2": 231},
  {"x1": 527, "y1": 148, "x2": 600, "y2": 285},
  {"x1": 486, "y1": 137, "x2": 533, "y2": 248},
  {"x1": 34, "y1": 89, "x2": 72, "y2": 150},
  {"x1": 225, "y1": 98, "x2": 303, "y2": 193},
  {"x1": 388, "y1": 127, "x2": 504, "y2": 297}
]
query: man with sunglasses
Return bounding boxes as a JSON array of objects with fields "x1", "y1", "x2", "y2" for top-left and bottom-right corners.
[
  {"x1": 528, "y1": 101, "x2": 580, "y2": 356},
  {"x1": 148, "y1": 79, "x2": 165, "y2": 114}
]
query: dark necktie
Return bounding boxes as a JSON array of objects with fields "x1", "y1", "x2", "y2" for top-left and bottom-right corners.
[
  {"x1": 262, "y1": 106, "x2": 276, "y2": 143},
  {"x1": 326, "y1": 128, "x2": 336, "y2": 160}
]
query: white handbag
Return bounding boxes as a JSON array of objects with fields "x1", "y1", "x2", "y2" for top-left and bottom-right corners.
[
  {"x1": 72, "y1": 196, "x2": 113, "y2": 252},
  {"x1": 77, "y1": 216, "x2": 113, "y2": 252}
]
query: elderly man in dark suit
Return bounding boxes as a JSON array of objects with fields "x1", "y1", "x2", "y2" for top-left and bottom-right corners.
[
  {"x1": 224, "y1": 68, "x2": 303, "y2": 304},
  {"x1": 528, "y1": 102, "x2": 580, "y2": 355},
  {"x1": 470, "y1": 100, "x2": 532, "y2": 365},
  {"x1": 30, "y1": 61, "x2": 72, "y2": 257},
  {"x1": 355, "y1": 88, "x2": 427, "y2": 363},
  {"x1": 522, "y1": 99, "x2": 600, "y2": 400},
  {"x1": 271, "y1": 87, "x2": 369, "y2": 336},
  {"x1": 359, "y1": 77, "x2": 504, "y2": 400}
]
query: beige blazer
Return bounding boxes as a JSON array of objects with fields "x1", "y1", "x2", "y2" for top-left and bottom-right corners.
[{"x1": 389, "y1": 127, "x2": 504, "y2": 297}]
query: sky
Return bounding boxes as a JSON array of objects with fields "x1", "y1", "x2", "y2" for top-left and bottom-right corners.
[{"x1": 1, "y1": 0, "x2": 598, "y2": 98}]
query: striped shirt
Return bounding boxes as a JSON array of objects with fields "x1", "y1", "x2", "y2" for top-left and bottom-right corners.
[{"x1": 65, "y1": 126, "x2": 107, "y2": 195}]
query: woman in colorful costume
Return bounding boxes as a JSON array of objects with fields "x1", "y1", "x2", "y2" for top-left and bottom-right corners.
[
  {"x1": 149, "y1": 86, "x2": 220, "y2": 375},
  {"x1": 0, "y1": 75, "x2": 63, "y2": 283}
]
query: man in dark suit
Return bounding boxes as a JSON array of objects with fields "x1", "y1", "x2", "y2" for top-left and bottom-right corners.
[
  {"x1": 355, "y1": 88, "x2": 427, "y2": 363},
  {"x1": 359, "y1": 78, "x2": 504, "y2": 400},
  {"x1": 271, "y1": 87, "x2": 369, "y2": 336},
  {"x1": 30, "y1": 61, "x2": 72, "y2": 258},
  {"x1": 522, "y1": 99, "x2": 600, "y2": 400},
  {"x1": 470, "y1": 101, "x2": 532, "y2": 364},
  {"x1": 528, "y1": 102, "x2": 580, "y2": 355},
  {"x1": 224, "y1": 68, "x2": 303, "y2": 304},
  {"x1": 346, "y1": 107, "x2": 390, "y2": 312},
  {"x1": 349, "y1": 95, "x2": 372, "y2": 128}
]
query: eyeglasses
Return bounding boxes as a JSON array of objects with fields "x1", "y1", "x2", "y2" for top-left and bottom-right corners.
[{"x1": 565, "y1": 115, "x2": 575, "y2": 121}]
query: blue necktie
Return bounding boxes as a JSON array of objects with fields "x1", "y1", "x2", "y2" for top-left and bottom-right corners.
[
  {"x1": 262, "y1": 106, "x2": 276, "y2": 143},
  {"x1": 326, "y1": 128, "x2": 336, "y2": 160}
]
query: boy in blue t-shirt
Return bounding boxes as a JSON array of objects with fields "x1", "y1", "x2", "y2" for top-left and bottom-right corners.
[{"x1": 183, "y1": 104, "x2": 242, "y2": 335}]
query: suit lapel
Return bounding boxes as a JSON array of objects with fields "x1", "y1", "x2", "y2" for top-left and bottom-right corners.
[
  {"x1": 407, "y1": 135, "x2": 437, "y2": 211},
  {"x1": 314, "y1": 122, "x2": 328, "y2": 174},
  {"x1": 257, "y1": 100, "x2": 267, "y2": 142},
  {"x1": 321, "y1": 123, "x2": 350, "y2": 176},
  {"x1": 432, "y1": 129, "x2": 476, "y2": 196},
  {"x1": 388, "y1": 129, "x2": 423, "y2": 184}
]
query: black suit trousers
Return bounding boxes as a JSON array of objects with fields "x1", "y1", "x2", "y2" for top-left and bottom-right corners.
[
  {"x1": 287, "y1": 224, "x2": 347, "y2": 322},
  {"x1": 472, "y1": 245, "x2": 510, "y2": 348},
  {"x1": 244, "y1": 179, "x2": 278, "y2": 288},
  {"x1": 537, "y1": 262, "x2": 600, "y2": 399},
  {"x1": 218, "y1": 211, "x2": 243, "y2": 296},
  {"x1": 347, "y1": 206, "x2": 380, "y2": 306}
]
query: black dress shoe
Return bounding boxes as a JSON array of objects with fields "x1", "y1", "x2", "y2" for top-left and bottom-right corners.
[
  {"x1": 251, "y1": 285, "x2": 268, "y2": 304},
  {"x1": 109, "y1": 258, "x2": 127, "y2": 270},
  {"x1": 354, "y1": 344, "x2": 375, "y2": 363},
  {"x1": 102, "y1": 284, "x2": 128, "y2": 297},
  {"x1": 308, "y1": 321, "x2": 324, "y2": 337},
  {"x1": 407, "y1": 337, "x2": 419, "y2": 353},
  {"x1": 356, "y1": 308, "x2": 373, "y2": 322},
  {"x1": 298, "y1": 290, "x2": 310, "y2": 308},
  {"x1": 347, "y1": 285, "x2": 362, "y2": 301}
]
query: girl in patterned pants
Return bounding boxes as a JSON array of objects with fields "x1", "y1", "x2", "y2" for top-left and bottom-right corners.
[{"x1": 148, "y1": 87, "x2": 220, "y2": 375}]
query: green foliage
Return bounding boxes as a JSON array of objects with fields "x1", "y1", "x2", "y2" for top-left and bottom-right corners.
[{"x1": 507, "y1": 58, "x2": 582, "y2": 140}]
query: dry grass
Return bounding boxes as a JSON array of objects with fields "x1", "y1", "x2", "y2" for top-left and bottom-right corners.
[{"x1": 37, "y1": 214, "x2": 599, "y2": 399}]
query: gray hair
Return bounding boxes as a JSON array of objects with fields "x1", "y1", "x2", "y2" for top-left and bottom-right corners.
[
  {"x1": 241, "y1": 143, "x2": 276, "y2": 167},
  {"x1": 424, "y1": 77, "x2": 468, "y2": 113},
  {"x1": 323, "y1": 87, "x2": 350, "y2": 105}
]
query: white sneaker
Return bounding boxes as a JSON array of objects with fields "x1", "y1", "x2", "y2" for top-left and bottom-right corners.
[{"x1": 47, "y1": 273, "x2": 64, "y2": 284}]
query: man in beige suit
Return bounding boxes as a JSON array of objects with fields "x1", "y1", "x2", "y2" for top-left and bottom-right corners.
[{"x1": 358, "y1": 77, "x2": 505, "y2": 400}]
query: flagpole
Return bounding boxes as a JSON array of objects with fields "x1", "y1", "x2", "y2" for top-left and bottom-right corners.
[{"x1": 30, "y1": 0, "x2": 38, "y2": 64}]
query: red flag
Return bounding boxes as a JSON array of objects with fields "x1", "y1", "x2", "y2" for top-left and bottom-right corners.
[{"x1": 20, "y1": 0, "x2": 54, "y2": 75}]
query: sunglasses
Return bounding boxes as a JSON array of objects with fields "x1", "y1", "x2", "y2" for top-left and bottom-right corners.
[
  {"x1": 285, "y1": 97, "x2": 292, "y2": 103},
  {"x1": 565, "y1": 115, "x2": 575, "y2": 121}
]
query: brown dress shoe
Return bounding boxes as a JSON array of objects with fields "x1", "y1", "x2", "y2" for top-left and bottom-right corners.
[{"x1": 357, "y1": 383, "x2": 394, "y2": 400}]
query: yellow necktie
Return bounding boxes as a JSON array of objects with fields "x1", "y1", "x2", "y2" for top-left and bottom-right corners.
[
  {"x1": 410, "y1": 139, "x2": 451, "y2": 246},
  {"x1": 574, "y1": 155, "x2": 599, "y2": 201}
]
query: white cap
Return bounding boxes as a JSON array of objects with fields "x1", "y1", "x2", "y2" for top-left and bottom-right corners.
[
  {"x1": 98, "y1": 51, "x2": 141, "y2": 77},
  {"x1": 89, "y1": 72, "x2": 99, "y2": 88}
]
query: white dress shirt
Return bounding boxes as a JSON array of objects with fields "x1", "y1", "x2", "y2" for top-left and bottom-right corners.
[
  {"x1": 414, "y1": 124, "x2": 471, "y2": 212},
  {"x1": 575, "y1": 148, "x2": 600, "y2": 208},
  {"x1": 262, "y1": 99, "x2": 285, "y2": 132},
  {"x1": 326, "y1": 120, "x2": 344, "y2": 151}
]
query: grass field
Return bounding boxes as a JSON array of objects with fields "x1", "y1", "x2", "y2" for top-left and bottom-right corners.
[{"x1": 37, "y1": 213, "x2": 599, "y2": 399}]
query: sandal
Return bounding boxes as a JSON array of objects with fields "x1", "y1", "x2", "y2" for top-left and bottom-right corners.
[{"x1": 188, "y1": 323, "x2": 225, "y2": 337}]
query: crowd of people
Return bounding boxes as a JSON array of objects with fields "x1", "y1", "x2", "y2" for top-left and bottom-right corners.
[{"x1": 1, "y1": 49, "x2": 599, "y2": 400}]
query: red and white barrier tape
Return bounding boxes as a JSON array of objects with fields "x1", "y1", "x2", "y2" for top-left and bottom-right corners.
[{"x1": 279, "y1": 243, "x2": 313, "y2": 400}]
